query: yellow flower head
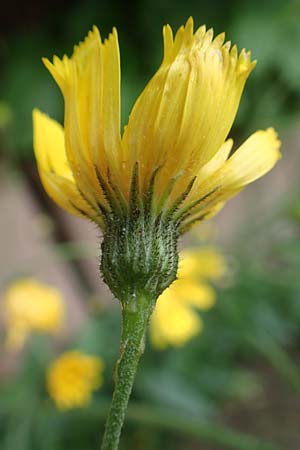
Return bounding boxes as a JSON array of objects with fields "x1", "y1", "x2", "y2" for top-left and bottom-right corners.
[
  {"x1": 47, "y1": 350, "x2": 104, "y2": 410},
  {"x1": 3, "y1": 278, "x2": 64, "y2": 350},
  {"x1": 33, "y1": 17, "x2": 281, "y2": 234},
  {"x1": 33, "y1": 18, "x2": 281, "y2": 305},
  {"x1": 150, "y1": 247, "x2": 226, "y2": 349}
]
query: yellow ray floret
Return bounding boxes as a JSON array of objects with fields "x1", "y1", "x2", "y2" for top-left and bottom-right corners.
[
  {"x1": 33, "y1": 109, "x2": 103, "y2": 223},
  {"x1": 123, "y1": 18, "x2": 256, "y2": 196},
  {"x1": 33, "y1": 17, "x2": 281, "y2": 232}
]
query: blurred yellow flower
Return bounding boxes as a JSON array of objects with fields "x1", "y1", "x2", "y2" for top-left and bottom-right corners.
[
  {"x1": 3, "y1": 278, "x2": 64, "y2": 350},
  {"x1": 150, "y1": 247, "x2": 226, "y2": 349},
  {"x1": 33, "y1": 17, "x2": 280, "y2": 234},
  {"x1": 47, "y1": 350, "x2": 104, "y2": 410}
]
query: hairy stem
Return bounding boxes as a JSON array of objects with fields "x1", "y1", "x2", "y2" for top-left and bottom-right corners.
[{"x1": 100, "y1": 294, "x2": 154, "y2": 450}]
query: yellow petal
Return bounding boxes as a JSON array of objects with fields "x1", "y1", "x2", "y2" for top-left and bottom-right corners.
[
  {"x1": 123, "y1": 17, "x2": 255, "y2": 199},
  {"x1": 179, "y1": 247, "x2": 227, "y2": 280},
  {"x1": 196, "y1": 139, "x2": 233, "y2": 181},
  {"x1": 221, "y1": 128, "x2": 281, "y2": 189},
  {"x1": 176, "y1": 252, "x2": 200, "y2": 279},
  {"x1": 100, "y1": 28, "x2": 122, "y2": 175},
  {"x1": 173, "y1": 279, "x2": 216, "y2": 310},
  {"x1": 43, "y1": 26, "x2": 121, "y2": 207},
  {"x1": 33, "y1": 109, "x2": 73, "y2": 180},
  {"x1": 33, "y1": 109, "x2": 101, "y2": 222},
  {"x1": 41, "y1": 170, "x2": 103, "y2": 223},
  {"x1": 178, "y1": 128, "x2": 281, "y2": 227},
  {"x1": 150, "y1": 289, "x2": 202, "y2": 349}
]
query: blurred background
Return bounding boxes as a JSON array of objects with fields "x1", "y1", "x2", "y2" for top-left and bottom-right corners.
[{"x1": 0, "y1": 0, "x2": 300, "y2": 449}]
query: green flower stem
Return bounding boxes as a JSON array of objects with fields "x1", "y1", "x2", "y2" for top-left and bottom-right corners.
[{"x1": 100, "y1": 293, "x2": 154, "y2": 450}]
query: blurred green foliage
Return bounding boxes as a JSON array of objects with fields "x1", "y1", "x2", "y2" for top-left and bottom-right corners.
[{"x1": 1, "y1": 0, "x2": 300, "y2": 159}]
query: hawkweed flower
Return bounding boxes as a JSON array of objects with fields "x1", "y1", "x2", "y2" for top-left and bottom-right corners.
[
  {"x1": 47, "y1": 350, "x2": 103, "y2": 410},
  {"x1": 33, "y1": 17, "x2": 281, "y2": 302},
  {"x1": 3, "y1": 278, "x2": 63, "y2": 350},
  {"x1": 33, "y1": 17, "x2": 281, "y2": 450},
  {"x1": 150, "y1": 247, "x2": 227, "y2": 349}
]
